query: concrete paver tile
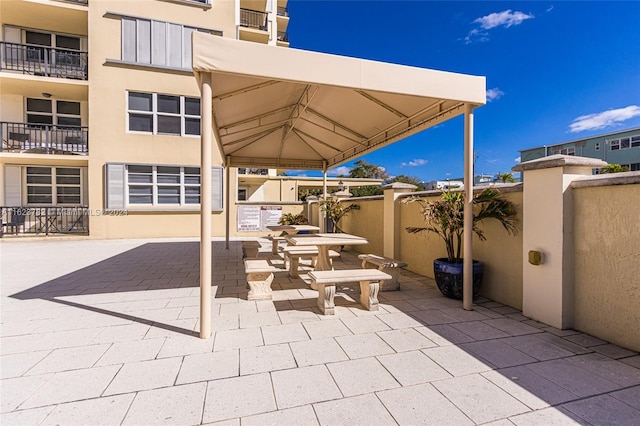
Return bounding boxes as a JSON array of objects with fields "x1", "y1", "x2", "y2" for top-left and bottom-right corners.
[
  {"x1": 509, "y1": 407, "x2": 585, "y2": 425},
  {"x1": 527, "y1": 358, "x2": 620, "y2": 398},
  {"x1": 261, "y1": 323, "x2": 309, "y2": 345},
  {"x1": 0, "y1": 406, "x2": 53, "y2": 425},
  {"x1": 213, "y1": 327, "x2": 263, "y2": 351},
  {"x1": 26, "y1": 344, "x2": 110, "y2": 375},
  {"x1": 432, "y1": 374, "x2": 530, "y2": 424},
  {"x1": 210, "y1": 314, "x2": 240, "y2": 331},
  {"x1": 90, "y1": 323, "x2": 152, "y2": 343},
  {"x1": 95, "y1": 338, "x2": 165, "y2": 366},
  {"x1": 0, "y1": 350, "x2": 50, "y2": 379},
  {"x1": 450, "y1": 321, "x2": 509, "y2": 340},
  {"x1": 565, "y1": 353, "x2": 640, "y2": 387},
  {"x1": 302, "y1": 319, "x2": 352, "y2": 339},
  {"x1": 377, "y1": 350, "x2": 452, "y2": 386},
  {"x1": 240, "y1": 343, "x2": 296, "y2": 375},
  {"x1": 416, "y1": 324, "x2": 476, "y2": 345},
  {"x1": 122, "y1": 383, "x2": 206, "y2": 426},
  {"x1": 377, "y1": 328, "x2": 437, "y2": 352},
  {"x1": 483, "y1": 318, "x2": 542, "y2": 336},
  {"x1": 157, "y1": 335, "x2": 214, "y2": 358},
  {"x1": 0, "y1": 374, "x2": 53, "y2": 412},
  {"x1": 610, "y1": 385, "x2": 640, "y2": 410},
  {"x1": 621, "y1": 355, "x2": 640, "y2": 369},
  {"x1": 21, "y1": 366, "x2": 119, "y2": 409},
  {"x1": 239, "y1": 311, "x2": 281, "y2": 329},
  {"x1": 42, "y1": 394, "x2": 134, "y2": 426},
  {"x1": 410, "y1": 309, "x2": 460, "y2": 325},
  {"x1": 314, "y1": 394, "x2": 397, "y2": 426},
  {"x1": 327, "y1": 357, "x2": 400, "y2": 396},
  {"x1": 104, "y1": 358, "x2": 181, "y2": 395},
  {"x1": 422, "y1": 345, "x2": 493, "y2": 376},
  {"x1": 441, "y1": 307, "x2": 491, "y2": 322},
  {"x1": 242, "y1": 405, "x2": 319, "y2": 426},
  {"x1": 482, "y1": 367, "x2": 580, "y2": 410},
  {"x1": 290, "y1": 338, "x2": 349, "y2": 367},
  {"x1": 277, "y1": 309, "x2": 320, "y2": 324},
  {"x1": 341, "y1": 316, "x2": 391, "y2": 334},
  {"x1": 203, "y1": 373, "x2": 276, "y2": 423},
  {"x1": 335, "y1": 333, "x2": 395, "y2": 359},
  {"x1": 591, "y1": 343, "x2": 637, "y2": 359},
  {"x1": 501, "y1": 335, "x2": 574, "y2": 361},
  {"x1": 562, "y1": 394, "x2": 640, "y2": 426},
  {"x1": 563, "y1": 333, "x2": 607, "y2": 348},
  {"x1": 461, "y1": 340, "x2": 537, "y2": 368},
  {"x1": 377, "y1": 383, "x2": 473, "y2": 425},
  {"x1": 271, "y1": 365, "x2": 342, "y2": 409},
  {"x1": 177, "y1": 350, "x2": 239, "y2": 384},
  {"x1": 376, "y1": 312, "x2": 423, "y2": 329}
]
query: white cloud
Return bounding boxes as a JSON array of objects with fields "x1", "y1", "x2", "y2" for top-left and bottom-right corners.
[
  {"x1": 569, "y1": 105, "x2": 640, "y2": 133},
  {"x1": 486, "y1": 88, "x2": 504, "y2": 102},
  {"x1": 514, "y1": 156, "x2": 521, "y2": 163},
  {"x1": 474, "y1": 10, "x2": 535, "y2": 29},
  {"x1": 466, "y1": 10, "x2": 534, "y2": 43},
  {"x1": 401, "y1": 159, "x2": 428, "y2": 167},
  {"x1": 327, "y1": 166, "x2": 351, "y2": 176}
]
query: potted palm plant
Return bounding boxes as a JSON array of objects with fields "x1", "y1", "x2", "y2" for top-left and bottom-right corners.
[
  {"x1": 319, "y1": 199, "x2": 357, "y2": 233},
  {"x1": 404, "y1": 188, "x2": 518, "y2": 299}
]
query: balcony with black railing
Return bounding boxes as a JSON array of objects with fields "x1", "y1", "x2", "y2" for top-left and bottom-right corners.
[
  {"x1": 1, "y1": 122, "x2": 88, "y2": 155},
  {"x1": 0, "y1": 42, "x2": 88, "y2": 80},
  {"x1": 240, "y1": 8, "x2": 269, "y2": 31},
  {"x1": 277, "y1": 31, "x2": 289, "y2": 43},
  {"x1": 56, "y1": 0, "x2": 89, "y2": 5},
  {"x1": 277, "y1": 6, "x2": 289, "y2": 17},
  {"x1": 1, "y1": 206, "x2": 89, "y2": 237},
  {"x1": 238, "y1": 168, "x2": 269, "y2": 176}
]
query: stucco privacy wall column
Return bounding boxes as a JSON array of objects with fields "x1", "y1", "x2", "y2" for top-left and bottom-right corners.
[
  {"x1": 383, "y1": 183, "x2": 417, "y2": 259},
  {"x1": 513, "y1": 155, "x2": 606, "y2": 329}
]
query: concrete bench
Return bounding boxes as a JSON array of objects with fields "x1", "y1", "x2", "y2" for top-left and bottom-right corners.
[
  {"x1": 281, "y1": 246, "x2": 340, "y2": 278},
  {"x1": 308, "y1": 269, "x2": 391, "y2": 315},
  {"x1": 358, "y1": 254, "x2": 407, "y2": 291},
  {"x1": 242, "y1": 241, "x2": 261, "y2": 259},
  {"x1": 244, "y1": 259, "x2": 282, "y2": 300},
  {"x1": 266, "y1": 235, "x2": 287, "y2": 255}
]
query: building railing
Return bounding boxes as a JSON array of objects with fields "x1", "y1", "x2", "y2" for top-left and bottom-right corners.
[
  {"x1": 56, "y1": 0, "x2": 88, "y2": 5},
  {"x1": 277, "y1": 6, "x2": 289, "y2": 17},
  {"x1": 238, "y1": 168, "x2": 269, "y2": 175},
  {"x1": 277, "y1": 31, "x2": 289, "y2": 43},
  {"x1": 1, "y1": 122, "x2": 88, "y2": 155},
  {"x1": 0, "y1": 42, "x2": 88, "y2": 80},
  {"x1": 240, "y1": 8, "x2": 268, "y2": 31},
  {"x1": 0, "y1": 206, "x2": 89, "y2": 237}
]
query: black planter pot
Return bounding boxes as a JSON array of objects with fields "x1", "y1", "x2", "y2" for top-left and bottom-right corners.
[{"x1": 433, "y1": 258, "x2": 484, "y2": 300}]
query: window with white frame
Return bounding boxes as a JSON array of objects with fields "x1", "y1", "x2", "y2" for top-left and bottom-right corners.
[
  {"x1": 126, "y1": 165, "x2": 201, "y2": 206},
  {"x1": 26, "y1": 98, "x2": 81, "y2": 127},
  {"x1": 26, "y1": 166, "x2": 82, "y2": 205},
  {"x1": 127, "y1": 92, "x2": 200, "y2": 136},
  {"x1": 121, "y1": 18, "x2": 219, "y2": 69},
  {"x1": 552, "y1": 147, "x2": 575, "y2": 155},
  {"x1": 609, "y1": 134, "x2": 640, "y2": 151}
]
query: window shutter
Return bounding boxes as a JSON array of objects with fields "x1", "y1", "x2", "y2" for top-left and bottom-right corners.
[
  {"x1": 4, "y1": 165, "x2": 22, "y2": 205},
  {"x1": 122, "y1": 18, "x2": 136, "y2": 62},
  {"x1": 151, "y1": 21, "x2": 166, "y2": 66},
  {"x1": 137, "y1": 19, "x2": 151, "y2": 64},
  {"x1": 168, "y1": 23, "x2": 182, "y2": 68},
  {"x1": 81, "y1": 167, "x2": 88, "y2": 206},
  {"x1": 211, "y1": 167, "x2": 223, "y2": 211},
  {"x1": 105, "y1": 163, "x2": 126, "y2": 210}
]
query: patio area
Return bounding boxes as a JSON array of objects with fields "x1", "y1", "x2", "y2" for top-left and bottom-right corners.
[{"x1": 1, "y1": 238, "x2": 639, "y2": 425}]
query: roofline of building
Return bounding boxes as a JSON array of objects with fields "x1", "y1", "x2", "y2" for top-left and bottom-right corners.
[{"x1": 519, "y1": 126, "x2": 640, "y2": 153}]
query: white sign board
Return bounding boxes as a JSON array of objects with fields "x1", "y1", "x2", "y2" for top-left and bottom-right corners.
[{"x1": 237, "y1": 206, "x2": 283, "y2": 232}]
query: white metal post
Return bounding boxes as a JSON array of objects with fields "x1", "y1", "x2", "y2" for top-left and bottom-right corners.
[
  {"x1": 225, "y1": 156, "x2": 230, "y2": 250},
  {"x1": 463, "y1": 104, "x2": 474, "y2": 311},
  {"x1": 199, "y1": 73, "x2": 213, "y2": 338}
]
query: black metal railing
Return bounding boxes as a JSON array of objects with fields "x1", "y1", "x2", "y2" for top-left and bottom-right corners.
[
  {"x1": 1, "y1": 122, "x2": 88, "y2": 155},
  {"x1": 277, "y1": 31, "x2": 289, "y2": 43},
  {"x1": 277, "y1": 6, "x2": 289, "y2": 17},
  {"x1": 238, "y1": 168, "x2": 269, "y2": 175},
  {"x1": 240, "y1": 8, "x2": 268, "y2": 31},
  {"x1": 57, "y1": 0, "x2": 88, "y2": 4},
  {"x1": 0, "y1": 42, "x2": 88, "y2": 80},
  {"x1": 1, "y1": 206, "x2": 89, "y2": 237}
]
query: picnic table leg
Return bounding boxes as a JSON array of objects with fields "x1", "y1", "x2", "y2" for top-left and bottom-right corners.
[
  {"x1": 271, "y1": 239, "x2": 279, "y2": 255},
  {"x1": 314, "y1": 246, "x2": 332, "y2": 271},
  {"x1": 359, "y1": 280, "x2": 380, "y2": 311}
]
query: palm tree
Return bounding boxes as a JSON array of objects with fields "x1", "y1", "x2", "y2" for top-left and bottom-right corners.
[
  {"x1": 496, "y1": 172, "x2": 516, "y2": 183},
  {"x1": 599, "y1": 164, "x2": 629, "y2": 174}
]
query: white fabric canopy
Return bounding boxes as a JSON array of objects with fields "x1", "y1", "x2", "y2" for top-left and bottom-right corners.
[
  {"x1": 192, "y1": 32, "x2": 485, "y2": 170},
  {"x1": 192, "y1": 33, "x2": 486, "y2": 338}
]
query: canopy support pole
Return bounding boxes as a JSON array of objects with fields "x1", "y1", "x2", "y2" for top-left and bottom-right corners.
[
  {"x1": 225, "y1": 156, "x2": 230, "y2": 250},
  {"x1": 321, "y1": 161, "x2": 327, "y2": 233},
  {"x1": 199, "y1": 73, "x2": 213, "y2": 338},
  {"x1": 463, "y1": 104, "x2": 474, "y2": 311}
]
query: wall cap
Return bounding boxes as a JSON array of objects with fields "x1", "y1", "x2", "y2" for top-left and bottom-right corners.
[
  {"x1": 571, "y1": 171, "x2": 640, "y2": 189},
  {"x1": 512, "y1": 154, "x2": 607, "y2": 172},
  {"x1": 382, "y1": 182, "x2": 417, "y2": 190}
]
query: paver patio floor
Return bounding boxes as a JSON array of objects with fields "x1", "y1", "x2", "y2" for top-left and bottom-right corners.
[{"x1": 1, "y1": 238, "x2": 639, "y2": 425}]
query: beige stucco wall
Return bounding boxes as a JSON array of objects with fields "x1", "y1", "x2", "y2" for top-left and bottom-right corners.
[
  {"x1": 573, "y1": 183, "x2": 640, "y2": 351},
  {"x1": 340, "y1": 198, "x2": 384, "y2": 256}
]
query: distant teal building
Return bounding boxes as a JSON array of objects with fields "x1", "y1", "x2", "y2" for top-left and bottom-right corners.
[{"x1": 519, "y1": 127, "x2": 640, "y2": 172}]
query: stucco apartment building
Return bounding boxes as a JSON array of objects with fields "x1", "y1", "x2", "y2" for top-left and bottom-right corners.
[
  {"x1": 519, "y1": 127, "x2": 640, "y2": 172},
  {"x1": 0, "y1": 0, "x2": 378, "y2": 238}
]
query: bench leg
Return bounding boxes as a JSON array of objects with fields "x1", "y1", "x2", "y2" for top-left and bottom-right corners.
[
  {"x1": 289, "y1": 256, "x2": 299, "y2": 278},
  {"x1": 317, "y1": 283, "x2": 336, "y2": 315},
  {"x1": 359, "y1": 280, "x2": 380, "y2": 311},
  {"x1": 246, "y1": 272, "x2": 274, "y2": 300},
  {"x1": 379, "y1": 266, "x2": 401, "y2": 291}
]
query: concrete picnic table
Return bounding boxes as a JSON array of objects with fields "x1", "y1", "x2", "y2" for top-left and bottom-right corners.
[
  {"x1": 266, "y1": 225, "x2": 321, "y2": 254},
  {"x1": 284, "y1": 232, "x2": 369, "y2": 272}
]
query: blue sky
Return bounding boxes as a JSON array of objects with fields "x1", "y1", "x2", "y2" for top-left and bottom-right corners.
[{"x1": 285, "y1": 1, "x2": 640, "y2": 181}]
